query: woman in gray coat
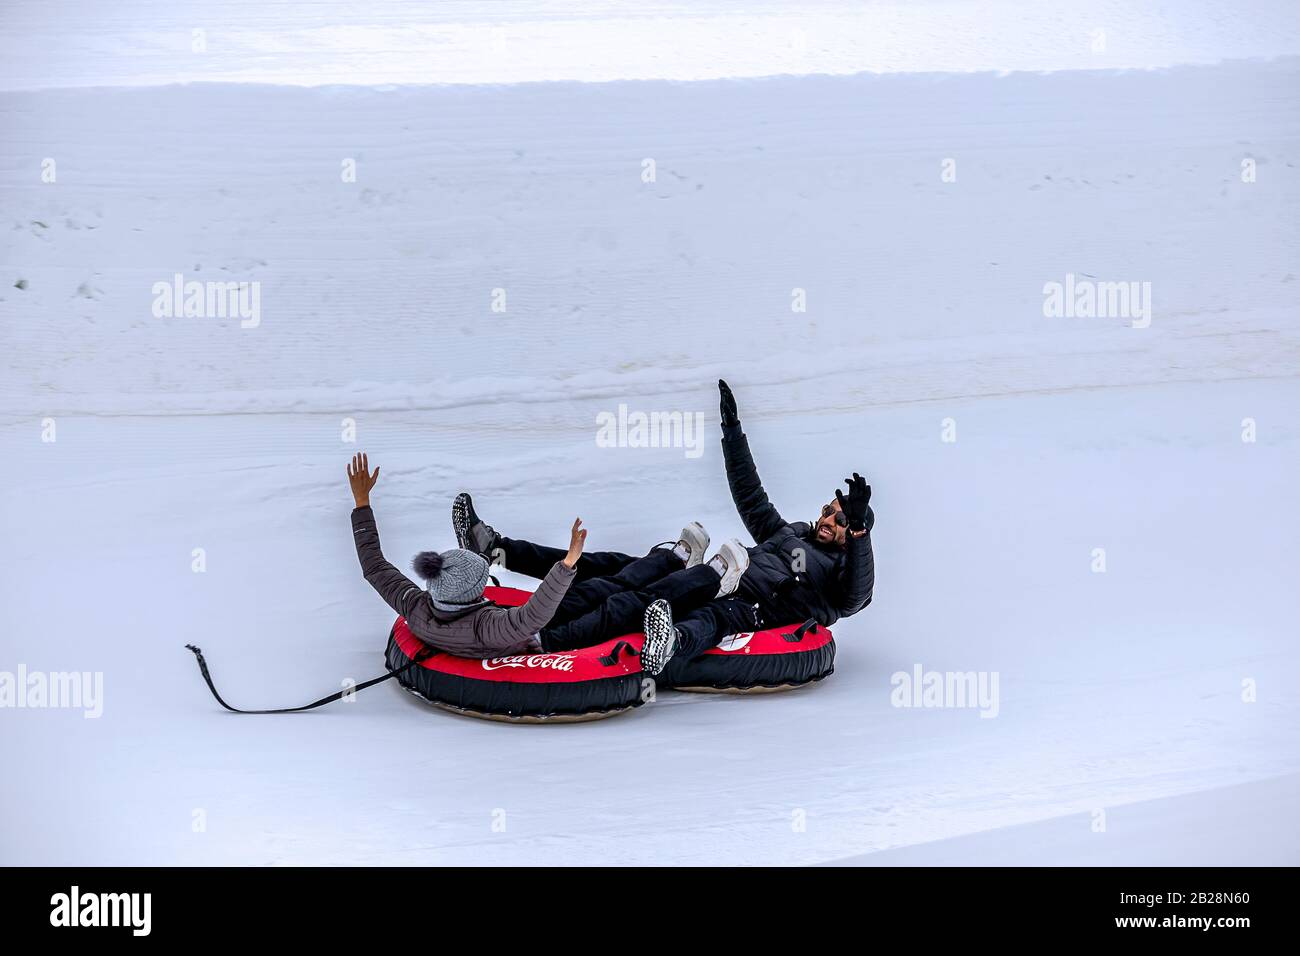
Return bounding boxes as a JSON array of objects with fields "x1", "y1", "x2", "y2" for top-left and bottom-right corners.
[{"x1": 347, "y1": 452, "x2": 584, "y2": 659}]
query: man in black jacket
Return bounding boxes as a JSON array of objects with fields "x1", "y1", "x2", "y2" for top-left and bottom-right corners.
[
  {"x1": 455, "y1": 380, "x2": 875, "y2": 672},
  {"x1": 637, "y1": 380, "x2": 873, "y2": 670},
  {"x1": 710, "y1": 378, "x2": 875, "y2": 628}
]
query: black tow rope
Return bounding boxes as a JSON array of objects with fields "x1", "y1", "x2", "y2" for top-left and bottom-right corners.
[{"x1": 184, "y1": 643, "x2": 436, "y2": 714}]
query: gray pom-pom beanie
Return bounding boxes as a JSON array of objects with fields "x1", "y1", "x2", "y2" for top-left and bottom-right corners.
[{"x1": 412, "y1": 548, "x2": 491, "y2": 613}]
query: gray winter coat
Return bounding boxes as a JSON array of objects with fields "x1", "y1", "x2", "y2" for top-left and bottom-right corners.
[{"x1": 351, "y1": 506, "x2": 574, "y2": 657}]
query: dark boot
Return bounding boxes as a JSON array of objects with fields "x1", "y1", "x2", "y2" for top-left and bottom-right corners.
[{"x1": 451, "y1": 493, "x2": 499, "y2": 556}]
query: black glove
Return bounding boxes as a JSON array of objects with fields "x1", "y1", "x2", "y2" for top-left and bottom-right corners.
[
  {"x1": 718, "y1": 379, "x2": 740, "y2": 429},
  {"x1": 834, "y1": 473, "x2": 871, "y2": 532}
]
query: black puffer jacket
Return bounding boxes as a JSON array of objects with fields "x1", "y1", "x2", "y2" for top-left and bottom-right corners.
[{"x1": 722, "y1": 424, "x2": 875, "y2": 627}]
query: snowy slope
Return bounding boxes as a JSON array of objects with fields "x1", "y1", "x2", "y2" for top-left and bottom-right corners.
[
  {"x1": 4, "y1": 63, "x2": 1298, "y2": 417},
  {"x1": 4, "y1": 0, "x2": 1300, "y2": 89},
  {"x1": 1, "y1": 36, "x2": 1299, "y2": 863},
  {"x1": 828, "y1": 774, "x2": 1300, "y2": 866}
]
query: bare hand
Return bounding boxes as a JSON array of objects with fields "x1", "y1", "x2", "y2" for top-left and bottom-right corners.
[
  {"x1": 347, "y1": 452, "x2": 380, "y2": 507},
  {"x1": 562, "y1": 518, "x2": 587, "y2": 569}
]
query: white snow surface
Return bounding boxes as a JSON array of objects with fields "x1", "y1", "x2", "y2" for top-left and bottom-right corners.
[
  {"x1": 1, "y1": 12, "x2": 1299, "y2": 865},
  {"x1": 826, "y1": 774, "x2": 1300, "y2": 866},
  {"x1": 4, "y1": 0, "x2": 1300, "y2": 90}
]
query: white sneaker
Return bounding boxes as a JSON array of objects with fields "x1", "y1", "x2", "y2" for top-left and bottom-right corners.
[
  {"x1": 673, "y1": 521, "x2": 710, "y2": 567},
  {"x1": 706, "y1": 539, "x2": 750, "y2": 597}
]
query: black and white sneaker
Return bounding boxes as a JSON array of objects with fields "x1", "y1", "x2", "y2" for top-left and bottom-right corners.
[
  {"x1": 451, "y1": 493, "x2": 499, "y2": 556},
  {"x1": 641, "y1": 599, "x2": 680, "y2": 677}
]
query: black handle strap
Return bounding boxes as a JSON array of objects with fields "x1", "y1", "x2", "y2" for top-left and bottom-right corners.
[
  {"x1": 184, "y1": 642, "x2": 436, "y2": 714},
  {"x1": 598, "y1": 640, "x2": 639, "y2": 667},
  {"x1": 784, "y1": 619, "x2": 819, "y2": 643}
]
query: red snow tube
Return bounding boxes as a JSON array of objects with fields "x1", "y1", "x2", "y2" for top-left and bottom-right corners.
[{"x1": 384, "y1": 586, "x2": 835, "y2": 722}]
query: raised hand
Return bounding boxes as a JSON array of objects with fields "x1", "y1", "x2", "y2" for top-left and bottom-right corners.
[
  {"x1": 563, "y1": 518, "x2": 587, "y2": 569},
  {"x1": 718, "y1": 379, "x2": 740, "y2": 428},
  {"x1": 834, "y1": 472, "x2": 871, "y2": 532},
  {"x1": 347, "y1": 452, "x2": 380, "y2": 508}
]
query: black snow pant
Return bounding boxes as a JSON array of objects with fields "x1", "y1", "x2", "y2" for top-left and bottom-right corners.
[
  {"x1": 494, "y1": 534, "x2": 644, "y2": 583},
  {"x1": 496, "y1": 536, "x2": 760, "y2": 658},
  {"x1": 672, "y1": 595, "x2": 761, "y2": 658}
]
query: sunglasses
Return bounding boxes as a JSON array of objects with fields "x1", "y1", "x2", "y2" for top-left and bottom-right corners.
[{"x1": 820, "y1": 504, "x2": 847, "y2": 527}]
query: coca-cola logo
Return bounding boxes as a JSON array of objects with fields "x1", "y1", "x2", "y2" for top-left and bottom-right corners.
[{"x1": 482, "y1": 654, "x2": 577, "y2": 673}]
